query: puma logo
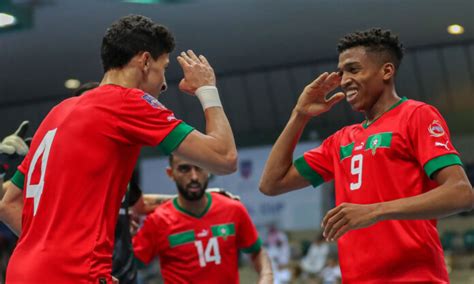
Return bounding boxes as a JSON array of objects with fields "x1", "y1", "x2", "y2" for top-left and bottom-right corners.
[{"x1": 435, "y1": 140, "x2": 450, "y2": 151}]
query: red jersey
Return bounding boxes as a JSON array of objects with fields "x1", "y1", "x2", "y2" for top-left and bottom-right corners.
[
  {"x1": 294, "y1": 98, "x2": 461, "y2": 283},
  {"x1": 7, "y1": 85, "x2": 194, "y2": 284},
  {"x1": 133, "y1": 192, "x2": 262, "y2": 284}
]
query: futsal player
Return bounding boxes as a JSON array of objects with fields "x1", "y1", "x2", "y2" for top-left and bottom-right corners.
[
  {"x1": 3, "y1": 14, "x2": 237, "y2": 283},
  {"x1": 259, "y1": 28, "x2": 473, "y2": 282}
]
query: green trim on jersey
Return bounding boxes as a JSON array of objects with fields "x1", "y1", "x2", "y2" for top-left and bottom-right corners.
[
  {"x1": 241, "y1": 237, "x2": 262, "y2": 254},
  {"x1": 157, "y1": 122, "x2": 194, "y2": 155},
  {"x1": 424, "y1": 154, "x2": 463, "y2": 179},
  {"x1": 168, "y1": 230, "x2": 196, "y2": 248},
  {"x1": 340, "y1": 142, "x2": 354, "y2": 161},
  {"x1": 365, "y1": 132, "x2": 392, "y2": 154},
  {"x1": 294, "y1": 156, "x2": 324, "y2": 188},
  {"x1": 211, "y1": 223, "x2": 235, "y2": 239},
  {"x1": 363, "y1": 97, "x2": 408, "y2": 128},
  {"x1": 173, "y1": 192, "x2": 212, "y2": 218},
  {"x1": 11, "y1": 170, "x2": 24, "y2": 190}
]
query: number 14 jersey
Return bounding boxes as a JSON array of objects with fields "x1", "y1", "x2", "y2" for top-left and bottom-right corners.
[
  {"x1": 133, "y1": 192, "x2": 262, "y2": 284},
  {"x1": 294, "y1": 98, "x2": 461, "y2": 283}
]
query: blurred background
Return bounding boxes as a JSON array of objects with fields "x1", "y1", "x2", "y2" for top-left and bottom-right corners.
[{"x1": 1, "y1": 0, "x2": 473, "y2": 283}]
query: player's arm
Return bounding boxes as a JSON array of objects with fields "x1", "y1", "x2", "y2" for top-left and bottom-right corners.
[
  {"x1": 250, "y1": 248, "x2": 273, "y2": 284},
  {"x1": 322, "y1": 166, "x2": 473, "y2": 242},
  {"x1": 132, "y1": 189, "x2": 240, "y2": 214},
  {"x1": 132, "y1": 194, "x2": 175, "y2": 215},
  {"x1": 0, "y1": 180, "x2": 23, "y2": 236},
  {"x1": 174, "y1": 51, "x2": 237, "y2": 175},
  {"x1": 259, "y1": 72, "x2": 344, "y2": 195}
]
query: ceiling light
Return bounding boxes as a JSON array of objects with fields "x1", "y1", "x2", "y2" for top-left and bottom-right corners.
[
  {"x1": 0, "y1": 13, "x2": 17, "y2": 28},
  {"x1": 447, "y1": 24, "x2": 464, "y2": 35},
  {"x1": 64, "y1": 79, "x2": 81, "y2": 89}
]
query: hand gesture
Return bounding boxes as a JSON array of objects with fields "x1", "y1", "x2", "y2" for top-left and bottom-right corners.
[
  {"x1": 294, "y1": 72, "x2": 345, "y2": 118},
  {"x1": 177, "y1": 50, "x2": 216, "y2": 95},
  {"x1": 322, "y1": 202, "x2": 379, "y2": 241}
]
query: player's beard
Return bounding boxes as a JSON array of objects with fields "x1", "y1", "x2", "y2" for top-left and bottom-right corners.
[{"x1": 176, "y1": 180, "x2": 208, "y2": 201}]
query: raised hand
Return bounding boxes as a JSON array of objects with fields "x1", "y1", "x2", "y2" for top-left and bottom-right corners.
[
  {"x1": 294, "y1": 72, "x2": 345, "y2": 118},
  {"x1": 177, "y1": 50, "x2": 216, "y2": 95}
]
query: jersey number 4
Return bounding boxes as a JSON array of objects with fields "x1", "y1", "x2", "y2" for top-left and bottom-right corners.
[
  {"x1": 26, "y1": 129, "x2": 57, "y2": 216},
  {"x1": 194, "y1": 237, "x2": 221, "y2": 267}
]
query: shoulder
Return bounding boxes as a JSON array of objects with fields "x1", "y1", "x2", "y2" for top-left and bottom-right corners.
[
  {"x1": 400, "y1": 99, "x2": 437, "y2": 113},
  {"x1": 211, "y1": 192, "x2": 245, "y2": 209},
  {"x1": 148, "y1": 200, "x2": 177, "y2": 225}
]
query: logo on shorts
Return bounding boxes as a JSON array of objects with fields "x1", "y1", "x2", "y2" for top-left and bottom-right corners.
[
  {"x1": 428, "y1": 120, "x2": 445, "y2": 137},
  {"x1": 142, "y1": 94, "x2": 165, "y2": 109}
]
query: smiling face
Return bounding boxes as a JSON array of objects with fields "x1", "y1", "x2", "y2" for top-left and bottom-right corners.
[
  {"x1": 337, "y1": 46, "x2": 388, "y2": 113},
  {"x1": 167, "y1": 155, "x2": 209, "y2": 201}
]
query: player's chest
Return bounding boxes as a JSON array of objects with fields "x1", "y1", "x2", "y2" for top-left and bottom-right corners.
[
  {"x1": 166, "y1": 221, "x2": 238, "y2": 267},
  {"x1": 338, "y1": 126, "x2": 410, "y2": 163}
]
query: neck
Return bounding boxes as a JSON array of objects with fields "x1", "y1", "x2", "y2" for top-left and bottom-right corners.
[
  {"x1": 177, "y1": 193, "x2": 208, "y2": 217},
  {"x1": 100, "y1": 68, "x2": 141, "y2": 89},
  {"x1": 365, "y1": 87, "x2": 400, "y2": 122}
]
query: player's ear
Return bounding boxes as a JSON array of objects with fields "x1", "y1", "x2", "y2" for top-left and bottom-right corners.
[
  {"x1": 382, "y1": 62, "x2": 395, "y2": 81},
  {"x1": 139, "y1": 52, "x2": 151, "y2": 73},
  {"x1": 166, "y1": 166, "x2": 174, "y2": 180}
]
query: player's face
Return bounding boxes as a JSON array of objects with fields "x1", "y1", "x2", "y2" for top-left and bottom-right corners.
[
  {"x1": 168, "y1": 156, "x2": 209, "y2": 201},
  {"x1": 337, "y1": 47, "x2": 385, "y2": 112},
  {"x1": 141, "y1": 53, "x2": 170, "y2": 98}
]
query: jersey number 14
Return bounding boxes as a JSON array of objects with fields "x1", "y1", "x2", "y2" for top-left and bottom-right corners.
[{"x1": 194, "y1": 237, "x2": 221, "y2": 267}]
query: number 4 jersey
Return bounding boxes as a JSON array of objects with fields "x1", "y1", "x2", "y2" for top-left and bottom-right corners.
[
  {"x1": 294, "y1": 98, "x2": 461, "y2": 283},
  {"x1": 133, "y1": 192, "x2": 262, "y2": 284},
  {"x1": 7, "y1": 85, "x2": 193, "y2": 283}
]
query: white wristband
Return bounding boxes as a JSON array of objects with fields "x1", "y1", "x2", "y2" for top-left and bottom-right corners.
[{"x1": 195, "y1": 86, "x2": 222, "y2": 110}]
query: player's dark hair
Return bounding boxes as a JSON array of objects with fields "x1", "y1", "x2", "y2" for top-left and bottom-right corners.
[
  {"x1": 337, "y1": 28, "x2": 404, "y2": 70},
  {"x1": 72, "y1": 82, "x2": 100, "y2": 96},
  {"x1": 101, "y1": 14, "x2": 175, "y2": 72},
  {"x1": 169, "y1": 154, "x2": 174, "y2": 166}
]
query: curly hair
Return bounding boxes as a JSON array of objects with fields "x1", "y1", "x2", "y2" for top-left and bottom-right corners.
[
  {"x1": 337, "y1": 28, "x2": 404, "y2": 69},
  {"x1": 101, "y1": 14, "x2": 175, "y2": 72}
]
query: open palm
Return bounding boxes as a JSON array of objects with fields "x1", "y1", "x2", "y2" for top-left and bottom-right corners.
[{"x1": 295, "y1": 72, "x2": 345, "y2": 117}]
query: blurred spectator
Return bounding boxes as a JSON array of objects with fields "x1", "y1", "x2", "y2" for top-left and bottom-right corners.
[
  {"x1": 300, "y1": 232, "x2": 330, "y2": 279},
  {"x1": 319, "y1": 257, "x2": 341, "y2": 284},
  {"x1": 265, "y1": 224, "x2": 291, "y2": 284}
]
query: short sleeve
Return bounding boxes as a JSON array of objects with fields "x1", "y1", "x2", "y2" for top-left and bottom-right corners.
[
  {"x1": 294, "y1": 133, "x2": 337, "y2": 187},
  {"x1": 407, "y1": 105, "x2": 462, "y2": 178},
  {"x1": 236, "y1": 203, "x2": 261, "y2": 254},
  {"x1": 132, "y1": 213, "x2": 163, "y2": 264},
  {"x1": 117, "y1": 91, "x2": 194, "y2": 152}
]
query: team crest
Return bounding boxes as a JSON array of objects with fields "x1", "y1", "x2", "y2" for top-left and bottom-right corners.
[
  {"x1": 220, "y1": 227, "x2": 228, "y2": 240},
  {"x1": 369, "y1": 134, "x2": 382, "y2": 155},
  {"x1": 428, "y1": 120, "x2": 445, "y2": 137},
  {"x1": 142, "y1": 94, "x2": 165, "y2": 109}
]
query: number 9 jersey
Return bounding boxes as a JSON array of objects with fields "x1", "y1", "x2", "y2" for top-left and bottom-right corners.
[
  {"x1": 294, "y1": 98, "x2": 461, "y2": 283},
  {"x1": 7, "y1": 85, "x2": 194, "y2": 284}
]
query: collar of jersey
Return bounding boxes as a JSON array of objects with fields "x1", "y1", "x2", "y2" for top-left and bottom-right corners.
[
  {"x1": 172, "y1": 192, "x2": 212, "y2": 218},
  {"x1": 362, "y1": 97, "x2": 407, "y2": 128}
]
